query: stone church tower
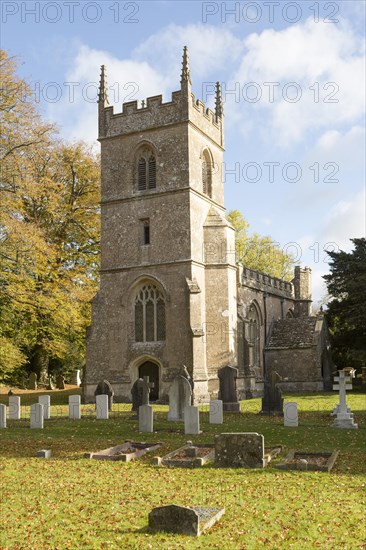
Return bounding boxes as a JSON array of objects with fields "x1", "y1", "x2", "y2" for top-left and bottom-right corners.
[
  {"x1": 85, "y1": 48, "x2": 332, "y2": 403},
  {"x1": 85, "y1": 48, "x2": 238, "y2": 403}
]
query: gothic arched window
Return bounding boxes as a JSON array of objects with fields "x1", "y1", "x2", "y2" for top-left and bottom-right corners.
[
  {"x1": 135, "y1": 284, "x2": 165, "y2": 342},
  {"x1": 137, "y1": 148, "x2": 156, "y2": 191},
  {"x1": 202, "y1": 149, "x2": 212, "y2": 197}
]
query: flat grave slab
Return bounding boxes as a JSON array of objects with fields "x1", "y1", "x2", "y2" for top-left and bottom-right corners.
[
  {"x1": 276, "y1": 450, "x2": 339, "y2": 472},
  {"x1": 84, "y1": 440, "x2": 162, "y2": 462},
  {"x1": 153, "y1": 441, "x2": 215, "y2": 467},
  {"x1": 148, "y1": 504, "x2": 225, "y2": 536}
]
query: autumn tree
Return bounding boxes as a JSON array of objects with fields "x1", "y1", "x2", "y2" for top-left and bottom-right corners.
[
  {"x1": 227, "y1": 209, "x2": 294, "y2": 280},
  {"x1": 0, "y1": 50, "x2": 100, "y2": 382},
  {"x1": 323, "y1": 238, "x2": 366, "y2": 372}
]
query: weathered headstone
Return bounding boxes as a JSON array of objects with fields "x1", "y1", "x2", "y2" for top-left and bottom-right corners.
[
  {"x1": 56, "y1": 374, "x2": 65, "y2": 390},
  {"x1": 69, "y1": 395, "x2": 81, "y2": 420},
  {"x1": 139, "y1": 404, "x2": 153, "y2": 432},
  {"x1": 284, "y1": 402, "x2": 298, "y2": 427},
  {"x1": 131, "y1": 378, "x2": 143, "y2": 416},
  {"x1": 168, "y1": 375, "x2": 192, "y2": 421},
  {"x1": 96, "y1": 394, "x2": 109, "y2": 420},
  {"x1": 141, "y1": 376, "x2": 154, "y2": 405},
  {"x1": 215, "y1": 432, "x2": 265, "y2": 468},
  {"x1": 261, "y1": 370, "x2": 284, "y2": 416},
  {"x1": 331, "y1": 369, "x2": 358, "y2": 429},
  {"x1": 29, "y1": 372, "x2": 37, "y2": 390},
  {"x1": 184, "y1": 406, "x2": 200, "y2": 435},
  {"x1": 209, "y1": 400, "x2": 223, "y2": 424},
  {"x1": 0, "y1": 404, "x2": 6, "y2": 428},
  {"x1": 94, "y1": 379, "x2": 114, "y2": 411},
  {"x1": 30, "y1": 403, "x2": 44, "y2": 429},
  {"x1": 218, "y1": 366, "x2": 240, "y2": 412},
  {"x1": 38, "y1": 395, "x2": 51, "y2": 420},
  {"x1": 148, "y1": 504, "x2": 225, "y2": 536},
  {"x1": 9, "y1": 396, "x2": 21, "y2": 420}
]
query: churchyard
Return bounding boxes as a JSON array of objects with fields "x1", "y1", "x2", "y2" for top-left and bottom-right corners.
[{"x1": 0, "y1": 388, "x2": 365, "y2": 549}]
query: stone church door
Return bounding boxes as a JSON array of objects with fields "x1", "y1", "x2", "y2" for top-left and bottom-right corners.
[{"x1": 138, "y1": 361, "x2": 159, "y2": 401}]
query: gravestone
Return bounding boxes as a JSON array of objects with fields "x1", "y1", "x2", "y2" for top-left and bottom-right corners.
[
  {"x1": 139, "y1": 404, "x2": 153, "y2": 433},
  {"x1": 141, "y1": 376, "x2": 154, "y2": 405},
  {"x1": 29, "y1": 372, "x2": 37, "y2": 390},
  {"x1": 30, "y1": 403, "x2": 44, "y2": 429},
  {"x1": 184, "y1": 406, "x2": 200, "y2": 435},
  {"x1": 69, "y1": 395, "x2": 81, "y2": 420},
  {"x1": 331, "y1": 369, "x2": 358, "y2": 429},
  {"x1": 131, "y1": 378, "x2": 143, "y2": 416},
  {"x1": 0, "y1": 404, "x2": 6, "y2": 428},
  {"x1": 94, "y1": 379, "x2": 114, "y2": 411},
  {"x1": 261, "y1": 370, "x2": 284, "y2": 416},
  {"x1": 46, "y1": 376, "x2": 55, "y2": 390},
  {"x1": 148, "y1": 504, "x2": 225, "y2": 536},
  {"x1": 209, "y1": 400, "x2": 223, "y2": 424},
  {"x1": 218, "y1": 366, "x2": 240, "y2": 412},
  {"x1": 36, "y1": 449, "x2": 52, "y2": 458},
  {"x1": 96, "y1": 394, "x2": 109, "y2": 420},
  {"x1": 56, "y1": 374, "x2": 65, "y2": 390},
  {"x1": 215, "y1": 433, "x2": 265, "y2": 468},
  {"x1": 284, "y1": 402, "x2": 298, "y2": 427},
  {"x1": 168, "y1": 375, "x2": 192, "y2": 421},
  {"x1": 71, "y1": 369, "x2": 81, "y2": 386},
  {"x1": 38, "y1": 395, "x2": 51, "y2": 420},
  {"x1": 9, "y1": 396, "x2": 21, "y2": 420}
]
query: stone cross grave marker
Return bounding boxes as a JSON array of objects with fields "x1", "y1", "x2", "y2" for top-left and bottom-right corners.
[
  {"x1": 284, "y1": 402, "x2": 298, "y2": 427},
  {"x1": 331, "y1": 369, "x2": 358, "y2": 429},
  {"x1": 141, "y1": 376, "x2": 154, "y2": 405},
  {"x1": 9, "y1": 396, "x2": 21, "y2": 420},
  {"x1": 30, "y1": 403, "x2": 44, "y2": 429}
]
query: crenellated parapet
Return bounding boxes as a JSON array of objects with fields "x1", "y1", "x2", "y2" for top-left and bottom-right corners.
[
  {"x1": 98, "y1": 46, "x2": 224, "y2": 146},
  {"x1": 241, "y1": 266, "x2": 294, "y2": 298}
]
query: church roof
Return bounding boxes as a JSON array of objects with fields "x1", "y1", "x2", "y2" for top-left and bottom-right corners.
[{"x1": 266, "y1": 317, "x2": 319, "y2": 349}]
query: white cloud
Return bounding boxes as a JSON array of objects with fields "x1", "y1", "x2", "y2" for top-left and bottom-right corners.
[
  {"x1": 47, "y1": 44, "x2": 169, "y2": 143},
  {"x1": 231, "y1": 18, "x2": 365, "y2": 146}
]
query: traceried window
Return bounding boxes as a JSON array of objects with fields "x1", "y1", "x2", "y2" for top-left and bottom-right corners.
[
  {"x1": 135, "y1": 284, "x2": 165, "y2": 342},
  {"x1": 137, "y1": 148, "x2": 156, "y2": 191},
  {"x1": 202, "y1": 149, "x2": 212, "y2": 198}
]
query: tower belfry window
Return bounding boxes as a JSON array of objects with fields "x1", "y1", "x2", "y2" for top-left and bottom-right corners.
[{"x1": 137, "y1": 148, "x2": 156, "y2": 191}]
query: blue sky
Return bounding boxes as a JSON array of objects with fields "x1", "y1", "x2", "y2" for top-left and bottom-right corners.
[{"x1": 2, "y1": 0, "x2": 365, "y2": 305}]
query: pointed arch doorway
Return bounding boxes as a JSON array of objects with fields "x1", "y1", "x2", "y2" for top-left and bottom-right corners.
[{"x1": 138, "y1": 361, "x2": 160, "y2": 401}]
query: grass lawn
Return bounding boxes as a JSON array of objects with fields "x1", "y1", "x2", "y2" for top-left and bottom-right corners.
[{"x1": 0, "y1": 389, "x2": 365, "y2": 549}]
